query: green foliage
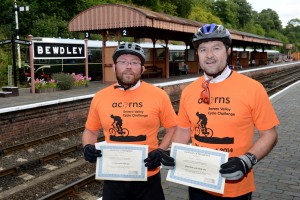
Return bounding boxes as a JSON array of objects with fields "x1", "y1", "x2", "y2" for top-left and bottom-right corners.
[
  {"x1": 0, "y1": 1, "x2": 13, "y2": 38},
  {"x1": 267, "y1": 30, "x2": 289, "y2": 44},
  {"x1": 174, "y1": 0, "x2": 193, "y2": 18},
  {"x1": 132, "y1": 0, "x2": 193, "y2": 18},
  {"x1": 286, "y1": 18, "x2": 300, "y2": 27},
  {"x1": 256, "y1": 9, "x2": 282, "y2": 33},
  {"x1": 212, "y1": 0, "x2": 239, "y2": 28},
  {"x1": 51, "y1": 72, "x2": 74, "y2": 90},
  {"x1": 0, "y1": 30, "x2": 9, "y2": 87},
  {"x1": 0, "y1": 65, "x2": 8, "y2": 87},
  {"x1": 284, "y1": 19, "x2": 300, "y2": 51},
  {"x1": 132, "y1": 0, "x2": 160, "y2": 11},
  {"x1": 242, "y1": 23, "x2": 266, "y2": 36},
  {"x1": 231, "y1": 0, "x2": 252, "y2": 28},
  {"x1": 31, "y1": 13, "x2": 75, "y2": 38},
  {"x1": 189, "y1": 5, "x2": 222, "y2": 25},
  {"x1": 159, "y1": 2, "x2": 177, "y2": 16}
]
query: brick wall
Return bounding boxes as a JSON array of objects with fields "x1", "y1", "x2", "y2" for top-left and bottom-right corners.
[{"x1": 0, "y1": 99, "x2": 92, "y2": 145}]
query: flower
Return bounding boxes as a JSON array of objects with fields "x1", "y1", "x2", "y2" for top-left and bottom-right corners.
[
  {"x1": 40, "y1": 80, "x2": 47, "y2": 89},
  {"x1": 34, "y1": 78, "x2": 42, "y2": 90},
  {"x1": 71, "y1": 73, "x2": 91, "y2": 87},
  {"x1": 82, "y1": 76, "x2": 92, "y2": 86},
  {"x1": 48, "y1": 79, "x2": 57, "y2": 88}
]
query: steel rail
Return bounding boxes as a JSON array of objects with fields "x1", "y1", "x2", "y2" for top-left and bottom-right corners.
[
  {"x1": 0, "y1": 126, "x2": 84, "y2": 156},
  {"x1": 267, "y1": 77, "x2": 300, "y2": 96},
  {"x1": 38, "y1": 174, "x2": 96, "y2": 200},
  {"x1": 0, "y1": 137, "x2": 104, "y2": 178}
]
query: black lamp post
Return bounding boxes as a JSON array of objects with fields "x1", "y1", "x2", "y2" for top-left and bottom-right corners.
[{"x1": 12, "y1": 0, "x2": 29, "y2": 86}]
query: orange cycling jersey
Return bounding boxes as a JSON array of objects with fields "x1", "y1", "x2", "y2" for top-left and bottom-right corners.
[
  {"x1": 86, "y1": 81, "x2": 177, "y2": 177},
  {"x1": 177, "y1": 71, "x2": 279, "y2": 197}
]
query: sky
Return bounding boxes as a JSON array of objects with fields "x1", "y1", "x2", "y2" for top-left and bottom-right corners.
[{"x1": 247, "y1": 0, "x2": 300, "y2": 27}]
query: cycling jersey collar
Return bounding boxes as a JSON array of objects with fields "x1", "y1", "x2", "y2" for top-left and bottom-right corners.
[
  {"x1": 204, "y1": 66, "x2": 232, "y2": 83},
  {"x1": 114, "y1": 80, "x2": 142, "y2": 91}
]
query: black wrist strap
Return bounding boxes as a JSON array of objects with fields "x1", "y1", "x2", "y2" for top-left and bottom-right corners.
[{"x1": 245, "y1": 152, "x2": 258, "y2": 165}]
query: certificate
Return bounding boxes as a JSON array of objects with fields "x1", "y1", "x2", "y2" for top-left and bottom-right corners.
[
  {"x1": 95, "y1": 142, "x2": 148, "y2": 181},
  {"x1": 167, "y1": 143, "x2": 228, "y2": 194}
]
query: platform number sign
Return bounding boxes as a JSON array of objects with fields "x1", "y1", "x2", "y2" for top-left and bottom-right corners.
[
  {"x1": 122, "y1": 29, "x2": 128, "y2": 36},
  {"x1": 85, "y1": 32, "x2": 90, "y2": 39}
]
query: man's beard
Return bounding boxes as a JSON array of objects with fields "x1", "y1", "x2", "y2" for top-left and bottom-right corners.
[
  {"x1": 204, "y1": 53, "x2": 229, "y2": 78},
  {"x1": 115, "y1": 69, "x2": 141, "y2": 88},
  {"x1": 205, "y1": 64, "x2": 227, "y2": 78}
]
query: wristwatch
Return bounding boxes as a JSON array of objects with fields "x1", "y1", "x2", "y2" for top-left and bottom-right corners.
[{"x1": 245, "y1": 152, "x2": 258, "y2": 165}]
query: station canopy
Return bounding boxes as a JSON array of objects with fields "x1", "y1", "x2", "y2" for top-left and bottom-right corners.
[{"x1": 68, "y1": 3, "x2": 283, "y2": 48}]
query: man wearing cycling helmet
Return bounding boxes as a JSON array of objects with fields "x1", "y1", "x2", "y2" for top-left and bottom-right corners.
[
  {"x1": 171, "y1": 23, "x2": 279, "y2": 199},
  {"x1": 82, "y1": 42, "x2": 177, "y2": 200}
]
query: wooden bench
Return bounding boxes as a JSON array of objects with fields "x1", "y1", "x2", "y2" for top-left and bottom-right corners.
[
  {"x1": 0, "y1": 87, "x2": 19, "y2": 98},
  {"x1": 142, "y1": 66, "x2": 162, "y2": 78},
  {"x1": 0, "y1": 91, "x2": 13, "y2": 98}
]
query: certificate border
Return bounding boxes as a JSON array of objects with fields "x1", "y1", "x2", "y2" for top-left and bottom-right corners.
[
  {"x1": 96, "y1": 144, "x2": 148, "y2": 181},
  {"x1": 168, "y1": 143, "x2": 228, "y2": 193}
]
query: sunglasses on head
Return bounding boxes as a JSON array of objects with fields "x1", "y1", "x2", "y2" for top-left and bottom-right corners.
[{"x1": 201, "y1": 80, "x2": 210, "y2": 104}]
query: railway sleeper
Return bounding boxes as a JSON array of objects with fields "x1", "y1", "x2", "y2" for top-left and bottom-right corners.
[
  {"x1": 0, "y1": 159, "x2": 41, "y2": 178},
  {"x1": 38, "y1": 174, "x2": 95, "y2": 200},
  {"x1": 19, "y1": 159, "x2": 42, "y2": 170}
]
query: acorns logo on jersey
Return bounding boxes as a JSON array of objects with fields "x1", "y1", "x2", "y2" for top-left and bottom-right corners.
[
  {"x1": 198, "y1": 96, "x2": 230, "y2": 104},
  {"x1": 112, "y1": 101, "x2": 143, "y2": 108}
]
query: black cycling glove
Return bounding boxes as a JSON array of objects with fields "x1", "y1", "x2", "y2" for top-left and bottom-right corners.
[
  {"x1": 83, "y1": 144, "x2": 102, "y2": 163},
  {"x1": 219, "y1": 154, "x2": 253, "y2": 180},
  {"x1": 144, "y1": 148, "x2": 175, "y2": 169}
]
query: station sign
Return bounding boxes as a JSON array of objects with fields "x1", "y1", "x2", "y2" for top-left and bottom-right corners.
[
  {"x1": 0, "y1": 39, "x2": 31, "y2": 46},
  {"x1": 15, "y1": 39, "x2": 32, "y2": 46},
  {"x1": 0, "y1": 39, "x2": 12, "y2": 45},
  {"x1": 33, "y1": 42, "x2": 86, "y2": 59}
]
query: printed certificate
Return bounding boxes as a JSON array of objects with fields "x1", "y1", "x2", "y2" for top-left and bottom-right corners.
[
  {"x1": 167, "y1": 143, "x2": 228, "y2": 194},
  {"x1": 95, "y1": 142, "x2": 148, "y2": 181}
]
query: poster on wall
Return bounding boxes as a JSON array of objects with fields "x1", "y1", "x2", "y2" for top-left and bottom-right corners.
[
  {"x1": 240, "y1": 52, "x2": 248, "y2": 59},
  {"x1": 188, "y1": 49, "x2": 195, "y2": 61},
  {"x1": 144, "y1": 49, "x2": 151, "y2": 61},
  {"x1": 156, "y1": 49, "x2": 165, "y2": 61}
]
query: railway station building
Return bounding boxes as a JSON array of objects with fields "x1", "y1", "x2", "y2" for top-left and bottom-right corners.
[{"x1": 68, "y1": 3, "x2": 283, "y2": 83}]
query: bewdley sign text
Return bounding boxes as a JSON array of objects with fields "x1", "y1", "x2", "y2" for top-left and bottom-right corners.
[{"x1": 33, "y1": 42, "x2": 86, "y2": 59}]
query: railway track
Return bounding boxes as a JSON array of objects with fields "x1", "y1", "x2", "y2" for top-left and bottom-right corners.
[
  {"x1": 0, "y1": 127, "x2": 84, "y2": 178},
  {"x1": 0, "y1": 67, "x2": 299, "y2": 199},
  {"x1": 0, "y1": 127, "x2": 84, "y2": 156},
  {"x1": 38, "y1": 174, "x2": 96, "y2": 200},
  {"x1": 255, "y1": 67, "x2": 300, "y2": 95}
]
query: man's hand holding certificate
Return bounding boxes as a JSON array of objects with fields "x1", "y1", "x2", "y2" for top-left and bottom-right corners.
[
  {"x1": 144, "y1": 148, "x2": 175, "y2": 169},
  {"x1": 95, "y1": 142, "x2": 148, "y2": 181},
  {"x1": 167, "y1": 143, "x2": 229, "y2": 194}
]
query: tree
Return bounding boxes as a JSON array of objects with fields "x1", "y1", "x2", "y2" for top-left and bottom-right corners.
[
  {"x1": 189, "y1": 5, "x2": 222, "y2": 25},
  {"x1": 174, "y1": 0, "x2": 193, "y2": 18},
  {"x1": 31, "y1": 14, "x2": 74, "y2": 38},
  {"x1": 132, "y1": 0, "x2": 193, "y2": 18},
  {"x1": 0, "y1": 0, "x2": 16, "y2": 38},
  {"x1": 212, "y1": 0, "x2": 239, "y2": 28},
  {"x1": 286, "y1": 18, "x2": 300, "y2": 28},
  {"x1": 284, "y1": 18, "x2": 300, "y2": 52},
  {"x1": 256, "y1": 9, "x2": 282, "y2": 33},
  {"x1": 232, "y1": 0, "x2": 252, "y2": 28}
]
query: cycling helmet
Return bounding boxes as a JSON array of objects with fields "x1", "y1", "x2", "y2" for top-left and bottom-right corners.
[
  {"x1": 112, "y1": 42, "x2": 146, "y2": 65},
  {"x1": 192, "y1": 23, "x2": 232, "y2": 48}
]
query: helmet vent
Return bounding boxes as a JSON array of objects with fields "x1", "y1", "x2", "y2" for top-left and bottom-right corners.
[{"x1": 203, "y1": 23, "x2": 217, "y2": 34}]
